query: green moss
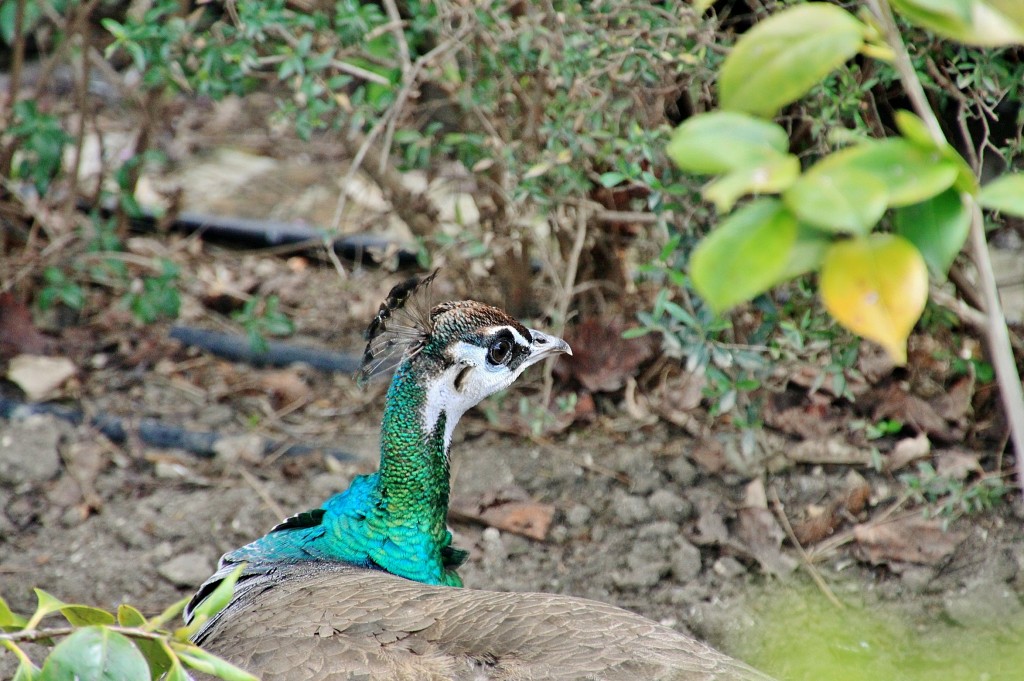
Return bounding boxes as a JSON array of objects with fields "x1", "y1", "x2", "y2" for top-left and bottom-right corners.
[{"x1": 731, "y1": 579, "x2": 1024, "y2": 681}]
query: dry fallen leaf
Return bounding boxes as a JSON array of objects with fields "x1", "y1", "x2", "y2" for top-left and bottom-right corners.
[
  {"x1": 792, "y1": 470, "x2": 872, "y2": 545},
  {"x1": 736, "y1": 479, "x2": 798, "y2": 576},
  {"x1": 0, "y1": 294, "x2": 51, "y2": 359},
  {"x1": 7, "y1": 354, "x2": 78, "y2": 401},
  {"x1": 450, "y1": 487, "x2": 554, "y2": 541},
  {"x1": 556, "y1": 318, "x2": 652, "y2": 393},
  {"x1": 788, "y1": 437, "x2": 874, "y2": 466},
  {"x1": 872, "y1": 384, "x2": 955, "y2": 442},
  {"x1": 854, "y1": 516, "x2": 966, "y2": 565},
  {"x1": 935, "y1": 450, "x2": 983, "y2": 480},
  {"x1": 885, "y1": 433, "x2": 931, "y2": 472},
  {"x1": 259, "y1": 369, "x2": 312, "y2": 408}
]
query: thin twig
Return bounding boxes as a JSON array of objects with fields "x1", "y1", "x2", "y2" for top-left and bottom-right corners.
[
  {"x1": 541, "y1": 203, "x2": 589, "y2": 406},
  {"x1": 768, "y1": 486, "x2": 845, "y2": 610},
  {"x1": 236, "y1": 467, "x2": 287, "y2": 520}
]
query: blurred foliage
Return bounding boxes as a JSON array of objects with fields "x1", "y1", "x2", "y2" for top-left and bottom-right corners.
[{"x1": 0, "y1": 566, "x2": 253, "y2": 681}]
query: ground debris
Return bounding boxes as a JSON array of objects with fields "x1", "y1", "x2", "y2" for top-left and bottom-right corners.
[
  {"x1": 450, "y1": 486, "x2": 554, "y2": 541},
  {"x1": 7, "y1": 355, "x2": 78, "y2": 401},
  {"x1": 736, "y1": 479, "x2": 797, "y2": 576},
  {"x1": 854, "y1": 516, "x2": 966, "y2": 565},
  {"x1": 0, "y1": 293, "x2": 52, "y2": 358},
  {"x1": 791, "y1": 470, "x2": 871, "y2": 545}
]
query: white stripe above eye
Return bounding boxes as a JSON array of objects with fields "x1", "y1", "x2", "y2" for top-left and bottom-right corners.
[{"x1": 482, "y1": 325, "x2": 530, "y2": 348}]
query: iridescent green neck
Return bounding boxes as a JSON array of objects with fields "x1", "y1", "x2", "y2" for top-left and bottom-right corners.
[{"x1": 376, "y1": 359, "x2": 450, "y2": 542}]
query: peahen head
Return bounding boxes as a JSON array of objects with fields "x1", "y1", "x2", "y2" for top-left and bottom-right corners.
[{"x1": 360, "y1": 271, "x2": 571, "y2": 453}]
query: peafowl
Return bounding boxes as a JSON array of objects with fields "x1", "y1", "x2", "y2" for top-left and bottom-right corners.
[{"x1": 187, "y1": 273, "x2": 775, "y2": 681}]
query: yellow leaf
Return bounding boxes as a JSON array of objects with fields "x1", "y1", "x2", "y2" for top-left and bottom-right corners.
[{"x1": 820, "y1": 235, "x2": 928, "y2": 364}]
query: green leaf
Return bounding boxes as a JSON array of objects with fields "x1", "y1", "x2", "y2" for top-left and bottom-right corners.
[
  {"x1": 704, "y1": 154, "x2": 801, "y2": 212},
  {"x1": 978, "y1": 174, "x2": 1024, "y2": 217},
  {"x1": 894, "y1": 110, "x2": 978, "y2": 194},
  {"x1": 13, "y1": 658, "x2": 42, "y2": 681},
  {"x1": 0, "y1": 595, "x2": 28, "y2": 628},
  {"x1": 894, "y1": 110, "x2": 937, "y2": 149},
  {"x1": 666, "y1": 111, "x2": 790, "y2": 174},
  {"x1": 27, "y1": 589, "x2": 69, "y2": 629},
  {"x1": 598, "y1": 171, "x2": 627, "y2": 187},
  {"x1": 164, "y1": 658, "x2": 192, "y2": 681},
  {"x1": 690, "y1": 199, "x2": 799, "y2": 313},
  {"x1": 785, "y1": 139, "x2": 960, "y2": 231},
  {"x1": 117, "y1": 604, "x2": 147, "y2": 628},
  {"x1": 784, "y1": 167, "x2": 888, "y2": 235},
  {"x1": 894, "y1": 189, "x2": 970, "y2": 280},
  {"x1": 40, "y1": 626, "x2": 150, "y2": 681},
  {"x1": 778, "y1": 223, "x2": 834, "y2": 281},
  {"x1": 60, "y1": 605, "x2": 116, "y2": 627},
  {"x1": 174, "y1": 644, "x2": 260, "y2": 681},
  {"x1": 890, "y1": 0, "x2": 1024, "y2": 46},
  {"x1": 719, "y1": 3, "x2": 867, "y2": 117}
]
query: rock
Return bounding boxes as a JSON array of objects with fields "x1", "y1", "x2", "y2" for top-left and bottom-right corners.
[
  {"x1": 647, "y1": 489, "x2": 694, "y2": 522},
  {"x1": 614, "y1": 556, "x2": 670, "y2": 590},
  {"x1": 665, "y1": 456, "x2": 698, "y2": 486},
  {"x1": 671, "y1": 538, "x2": 703, "y2": 582},
  {"x1": 944, "y1": 581, "x2": 1023, "y2": 627},
  {"x1": 612, "y1": 489, "x2": 652, "y2": 526},
  {"x1": 213, "y1": 433, "x2": 264, "y2": 464},
  {"x1": 158, "y1": 552, "x2": 215, "y2": 588},
  {"x1": 565, "y1": 503, "x2": 592, "y2": 528},
  {"x1": 638, "y1": 520, "x2": 680, "y2": 539},
  {"x1": 712, "y1": 556, "x2": 747, "y2": 579},
  {"x1": 0, "y1": 415, "x2": 62, "y2": 485},
  {"x1": 899, "y1": 566, "x2": 936, "y2": 594}
]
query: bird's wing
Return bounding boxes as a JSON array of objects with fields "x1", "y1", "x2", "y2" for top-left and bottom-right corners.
[{"x1": 193, "y1": 562, "x2": 776, "y2": 681}]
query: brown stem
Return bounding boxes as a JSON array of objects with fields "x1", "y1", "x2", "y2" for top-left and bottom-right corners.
[{"x1": 867, "y1": 0, "x2": 1024, "y2": 499}]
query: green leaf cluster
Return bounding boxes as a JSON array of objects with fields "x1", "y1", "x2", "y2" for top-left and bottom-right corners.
[
  {"x1": 664, "y1": 1, "x2": 1024, "y2": 363},
  {"x1": 0, "y1": 567, "x2": 252, "y2": 681},
  {"x1": 232, "y1": 295, "x2": 296, "y2": 354}
]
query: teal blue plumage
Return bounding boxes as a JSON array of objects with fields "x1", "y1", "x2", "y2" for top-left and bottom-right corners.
[{"x1": 218, "y1": 360, "x2": 463, "y2": 587}]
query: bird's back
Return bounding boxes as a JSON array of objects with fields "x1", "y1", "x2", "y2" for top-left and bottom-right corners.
[{"x1": 194, "y1": 561, "x2": 775, "y2": 681}]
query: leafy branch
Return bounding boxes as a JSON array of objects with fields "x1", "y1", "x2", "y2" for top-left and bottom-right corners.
[
  {"x1": 667, "y1": 1, "x2": 1024, "y2": 494},
  {"x1": 0, "y1": 566, "x2": 253, "y2": 681}
]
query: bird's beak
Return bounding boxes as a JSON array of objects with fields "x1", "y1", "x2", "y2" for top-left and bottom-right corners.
[{"x1": 525, "y1": 329, "x2": 572, "y2": 366}]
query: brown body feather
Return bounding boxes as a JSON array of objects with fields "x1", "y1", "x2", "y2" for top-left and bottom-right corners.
[{"x1": 194, "y1": 562, "x2": 775, "y2": 681}]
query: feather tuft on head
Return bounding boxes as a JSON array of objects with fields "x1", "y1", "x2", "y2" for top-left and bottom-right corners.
[{"x1": 357, "y1": 270, "x2": 439, "y2": 386}]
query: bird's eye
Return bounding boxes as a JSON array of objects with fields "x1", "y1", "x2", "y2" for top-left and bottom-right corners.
[{"x1": 487, "y1": 338, "x2": 513, "y2": 365}]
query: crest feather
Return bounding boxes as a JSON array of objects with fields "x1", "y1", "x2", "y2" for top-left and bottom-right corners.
[{"x1": 357, "y1": 270, "x2": 438, "y2": 385}]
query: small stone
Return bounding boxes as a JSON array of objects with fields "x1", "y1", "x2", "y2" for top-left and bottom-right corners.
[
  {"x1": 613, "y1": 560, "x2": 669, "y2": 590},
  {"x1": 613, "y1": 489, "x2": 652, "y2": 526},
  {"x1": 549, "y1": 524, "x2": 569, "y2": 544},
  {"x1": 900, "y1": 566, "x2": 935, "y2": 594},
  {"x1": 712, "y1": 556, "x2": 747, "y2": 579},
  {"x1": 213, "y1": 433, "x2": 264, "y2": 464},
  {"x1": 565, "y1": 503, "x2": 592, "y2": 528},
  {"x1": 195, "y1": 404, "x2": 235, "y2": 428},
  {"x1": 638, "y1": 521, "x2": 680, "y2": 539},
  {"x1": 0, "y1": 415, "x2": 62, "y2": 485},
  {"x1": 648, "y1": 489, "x2": 694, "y2": 522},
  {"x1": 666, "y1": 456, "x2": 698, "y2": 486},
  {"x1": 671, "y1": 538, "x2": 703, "y2": 582},
  {"x1": 158, "y1": 552, "x2": 215, "y2": 588}
]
